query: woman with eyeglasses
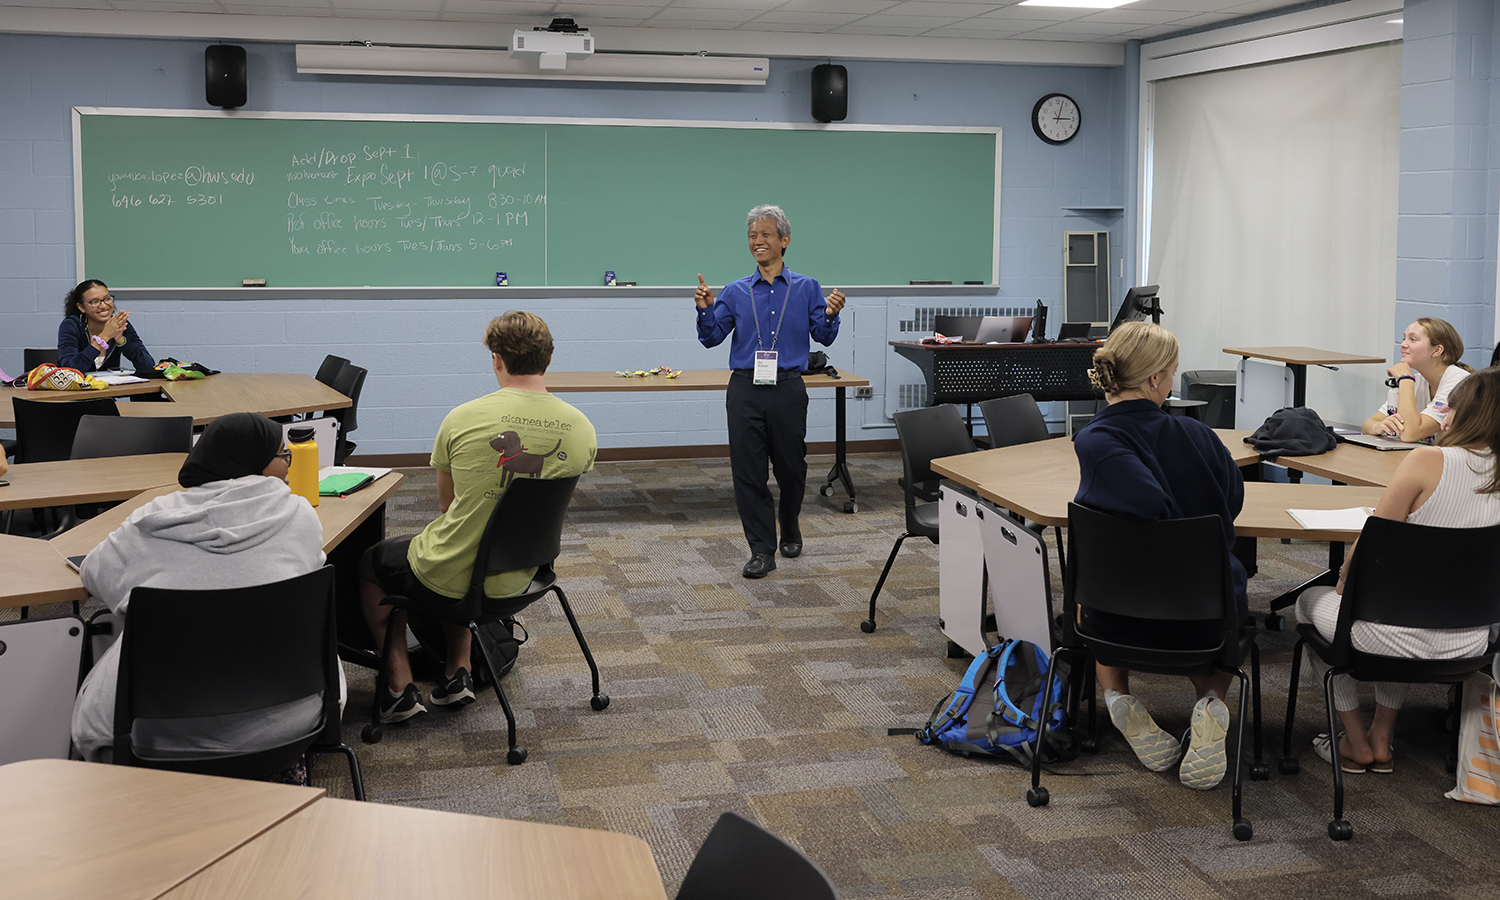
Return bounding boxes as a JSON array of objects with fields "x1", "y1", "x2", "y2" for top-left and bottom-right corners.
[
  {"x1": 56, "y1": 279, "x2": 156, "y2": 373},
  {"x1": 70, "y1": 413, "x2": 334, "y2": 767}
]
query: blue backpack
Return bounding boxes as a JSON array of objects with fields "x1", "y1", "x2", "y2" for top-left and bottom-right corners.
[{"x1": 916, "y1": 638, "x2": 1069, "y2": 764}]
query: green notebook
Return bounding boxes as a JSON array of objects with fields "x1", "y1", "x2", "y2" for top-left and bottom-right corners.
[{"x1": 318, "y1": 472, "x2": 374, "y2": 497}]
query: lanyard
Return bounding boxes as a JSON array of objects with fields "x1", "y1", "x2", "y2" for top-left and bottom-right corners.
[{"x1": 748, "y1": 273, "x2": 791, "y2": 352}]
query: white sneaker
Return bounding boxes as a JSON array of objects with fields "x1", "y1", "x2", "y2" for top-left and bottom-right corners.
[
  {"x1": 1108, "y1": 694, "x2": 1181, "y2": 772},
  {"x1": 1179, "y1": 695, "x2": 1230, "y2": 790}
]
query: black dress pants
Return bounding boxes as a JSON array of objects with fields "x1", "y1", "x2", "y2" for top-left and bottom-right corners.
[{"x1": 726, "y1": 370, "x2": 808, "y2": 555}]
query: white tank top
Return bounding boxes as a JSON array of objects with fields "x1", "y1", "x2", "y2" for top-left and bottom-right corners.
[{"x1": 1407, "y1": 446, "x2": 1500, "y2": 527}]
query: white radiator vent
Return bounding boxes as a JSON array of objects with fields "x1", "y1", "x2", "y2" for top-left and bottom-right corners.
[
  {"x1": 899, "y1": 383, "x2": 930, "y2": 410},
  {"x1": 898, "y1": 305, "x2": 1032, "y2": 334}
]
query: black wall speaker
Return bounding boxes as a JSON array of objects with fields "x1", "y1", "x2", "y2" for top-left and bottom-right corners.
[
  {"x1": 205, "y1": 45, "x2": 247, "y2": 109},
  {"x1": 811, "y1": 64, "x2": 847, "y2": 123}
]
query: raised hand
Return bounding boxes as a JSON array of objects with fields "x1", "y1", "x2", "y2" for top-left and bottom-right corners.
[
  {"x1": 825, "y1": 288, "x2": 845, "y2": 318},
  {"x1": 694, "y1": 273, "x2": 715, "y2": 309}
]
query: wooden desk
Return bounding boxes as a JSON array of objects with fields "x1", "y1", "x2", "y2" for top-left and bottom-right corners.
[
  {"x1": 1278, "y1": 441, "x2": 1408, "y2": 487},
  {"x1": 0, "y1": 373, "x2": 350, "y2": 429},
  {"x1": 1, "y1": 473, "x2": 404, "y2": 610},
  {"x1": 160, "y1": 791, "x2": 668, "y2": 900},
  {"x1": 1222, "y1": 346, "x2": 1385, "y2": 408},
  {"x1": 548, "y1": 367, "x2": 871, "y2": 513},
  {"x1": 1, "y1": 758, "x2": 323, "y2": 900},
  {"x1": 0, "y1": 452, "x2": 186, "y2": 510}
]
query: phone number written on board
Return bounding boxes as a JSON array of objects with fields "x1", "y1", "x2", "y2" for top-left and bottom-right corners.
[{"x1": 106, "y1": 167, "x2": 255, "y2": 208}]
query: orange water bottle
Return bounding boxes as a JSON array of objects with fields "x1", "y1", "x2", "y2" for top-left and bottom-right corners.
[{"x1": 286, "y1": 425, "x2": 319, "y2": 507}]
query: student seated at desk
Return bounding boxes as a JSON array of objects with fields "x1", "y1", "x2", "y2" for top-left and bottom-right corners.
[
  {"x1": 71, "y1": 413, "x2": 332, "y2": 764},
  {"x1": 1074, "y1": 321, "x2": 1247, "y2": 791},
  {"x1": 1362, "y1": 317, "x2": 1471, "y2": 443},
  {"x1": 1296, "y1": 368, "x2": 1500, "y2": 773},
  {"x1": 57, "y1": 279, "x2": 156, "y2": 373}
]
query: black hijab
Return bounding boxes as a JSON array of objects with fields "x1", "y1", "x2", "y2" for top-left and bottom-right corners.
[{"x1": 178, "y1": 412, "x2": 283, "y2": 488}]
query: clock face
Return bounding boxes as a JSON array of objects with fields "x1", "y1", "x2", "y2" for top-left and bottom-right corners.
[{"x1": 1032, "y1": 93, "x2": 1081, "y2": 145}]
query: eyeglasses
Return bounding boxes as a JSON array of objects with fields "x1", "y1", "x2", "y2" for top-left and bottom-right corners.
[
  {"x1": 82, "y1": 296, "x2": 116, "y2": 308},
  {"x1": 275, "y1": 449, "x2": 293, "y2": 464}
]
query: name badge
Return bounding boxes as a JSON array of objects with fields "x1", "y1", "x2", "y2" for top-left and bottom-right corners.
[{"x1": 753, "y1": 350, "x2": 779, "y2": 385}]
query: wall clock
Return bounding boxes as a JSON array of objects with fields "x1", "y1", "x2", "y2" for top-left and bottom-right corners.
[{"x1": 1032, "y1": 93, "x2": 1080, "y2": 145}]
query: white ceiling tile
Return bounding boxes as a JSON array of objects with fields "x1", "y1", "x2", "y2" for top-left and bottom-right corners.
[
  {"x1": 830, "y1": 22, "x2": 938, "y2": 35},
  {"x1": 650, "y1": 6, "x2": 757, "y2": 22},
  {"x1": 1075, "y1": 9, "x2": 1190, "y2": 25},
  {"x1": 878, "y1": 1, "x2": 997, "y2": 16},
  {"x1": 335, "y1": 0, "x2": 443, "y2": 10},
  {"x1": 773, "y1": 0, "x2": 900, "y2": 13},
  {"x1": 442, "y1": 0, "x2": 557, "y2": 16},
  {"x1": 854, "y1": 13, "x2": 964, "y2": 28},
  {"x1": 108, "y1": 1, "x2": 229, "y2": 11},
  {"x1": 668, "y1": 0, "x2": 784, "y2": 8},
  {"x1": 748, "y1": 10, "x2": 864, "y2": 25}
]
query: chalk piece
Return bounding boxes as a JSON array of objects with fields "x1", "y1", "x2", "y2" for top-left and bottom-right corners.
[{"x1": 243, "y1": 278, "x2": 267, "y2": 287}]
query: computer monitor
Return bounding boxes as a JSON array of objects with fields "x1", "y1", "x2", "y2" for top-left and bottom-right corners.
[
  {"x1": 974, "y1": 315, "x2": 1033, "y2": 344},
  {"x1": 1108, "y1": 284, "x2": 1162, "y2": 333}
]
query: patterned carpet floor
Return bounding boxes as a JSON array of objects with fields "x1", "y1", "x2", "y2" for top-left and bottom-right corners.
[{"x1": 17, "y1": 452, "x2": 1500, "y2": 897}]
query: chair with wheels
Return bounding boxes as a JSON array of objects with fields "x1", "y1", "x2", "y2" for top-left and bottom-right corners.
[
  {"x1": 325, "y1": 362, "x2": 367, "y2": 464},
  {"x1": 977, "y1": 393, "x2": 1050, "y2": 449},
  {"x1": 23, "y1": 348, "x2": 59, "y2": 372},
  {"x1": 1029, "y1": 503, "x2": 1265, "y2": 842},
  {"x1": 12, "y1": 396, "x2": 120, "y2": 464},
  {"x1": 314, "y1": 354, "x2": 351, "y2": 387},
  {"x1": 676, "y1": 811, "x2": 840, "y2": 900},
  {"x1": 1280, "y1": 517, "x2": 1500, "y2": 841},
  {"x1": 0, "y1": 615, "x2": 86, "y2": 766},
  {"x1": 71, "y1": 414, "x2": 193, "y2": 459},
  {"x1": 862, "y1": 404, "x2": 975, "y2": 633},
  {"x1": 363, "y1": 475, "x2": 607, "y2": 765},
  {"x1": 112, "y1": 566, "x2": 366, "y2": 800}
]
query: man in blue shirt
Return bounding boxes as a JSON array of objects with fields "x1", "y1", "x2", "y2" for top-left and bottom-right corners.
[{"x1": 695, "y1": 205, "x2": 845, "y2": 578}]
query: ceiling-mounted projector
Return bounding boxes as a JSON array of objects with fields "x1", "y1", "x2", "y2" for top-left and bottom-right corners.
[{"x1": 511, "y1": 18, "x2": 593, "y2": 70}]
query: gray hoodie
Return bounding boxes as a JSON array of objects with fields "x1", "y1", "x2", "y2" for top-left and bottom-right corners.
[{"x1": 71, "y1": 475, "x2": 328, "y2": 762}]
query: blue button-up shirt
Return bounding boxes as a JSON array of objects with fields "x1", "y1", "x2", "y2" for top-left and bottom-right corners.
[{"x1": 696, "y1": 266, "x2": 839, "y2": 370}]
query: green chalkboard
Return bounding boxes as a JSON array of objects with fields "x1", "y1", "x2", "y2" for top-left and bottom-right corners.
[{"x1": 75, "y1": 110, "x2": 999, "y2": 289}]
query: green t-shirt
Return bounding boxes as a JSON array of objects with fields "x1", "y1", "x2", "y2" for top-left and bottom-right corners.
[{"x1": 409, "y1": 387, "x2": 597, "y2": 599}]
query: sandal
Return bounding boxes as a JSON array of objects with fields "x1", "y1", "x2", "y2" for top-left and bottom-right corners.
[
  {"x1": 1369, "y1": 754, "x2": 1394, "y2": 774},
  {"x1": 1312, "y1": 732, "x2": 1368, "y2": 774}
]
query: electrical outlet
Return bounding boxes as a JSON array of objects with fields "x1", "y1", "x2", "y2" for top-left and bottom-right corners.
[{"x1": 854, "y1": 386, "x2": 873, "y2": 399}]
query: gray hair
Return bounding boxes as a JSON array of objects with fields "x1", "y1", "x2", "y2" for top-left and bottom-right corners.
[{"x1": 746, "y1": 205, "x2": 790, "y2": 241}]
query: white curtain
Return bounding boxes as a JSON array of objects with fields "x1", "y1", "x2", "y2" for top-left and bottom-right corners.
[{"x1": 1148, "y1": 43, "x2": 1402, "y2": 426}]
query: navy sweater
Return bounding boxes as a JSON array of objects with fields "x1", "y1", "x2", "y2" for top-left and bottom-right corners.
[
  {"x1": 1074, "y1": 398, "x2": 1247, "y2": 611},
  {"x1": 57, "y1": 315, "x2": 156, "y2": 373}
]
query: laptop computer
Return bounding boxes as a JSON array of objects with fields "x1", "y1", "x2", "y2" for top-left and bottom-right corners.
[
  {"x1": 1339, "y1": 431, "x2": 1424, "y2": 451},
  {"x1": 973, "y1": 315, "x2": 1034, "y2": 344},
  {"x1": 932, "y1": 314, "x2": 983, "y2": 342},
  {"x1": 1056, "y1": 322, "x2": 1093, "y2": 341}
]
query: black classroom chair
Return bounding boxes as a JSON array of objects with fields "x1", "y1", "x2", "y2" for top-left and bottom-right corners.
[
  {"x1": 363, "y1": 475, "x2": 607, "y2": 764},
  {"x1": 861, "y1": 404, "x2": 975, "y2": 634},
  {"x1": 12, "y1": 396, "x2": 120, "y2": 464},
  {"x1": 977, "y1": 393, "x2": 1051, "y2": 449},
  {"x1": 71, "y1": 414, "x2": 193, "y2": 460},
  {"x1": 1030, "y1": 503, "x2": 1265, "y2": 842},
  {"x1": 314, "y1": 354, "x2": 351, "y2": 387},
  {"x1": 676, "y1": 811, "x2": 840, "y2": 900},
  {"x1": 1280, "y1": 517, "x2": 1500, "y2": 841},
  {"x1": 326, "y1": 362, "x2": 367, "y2": 465},
  {"x1": 112, "y1": 566, "x2": 365, "y2": 799},
  {"x1": 23, "y1": 348, "x2": 59, "y2": 372}
]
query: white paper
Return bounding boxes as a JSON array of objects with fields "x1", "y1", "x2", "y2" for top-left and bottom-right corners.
[
  {"x1": 93, "y1": 373, "x2": 149, "y2": 385},
  {"x1": 1287, "y1": 507, "x2": 1374, "y2": 530}
]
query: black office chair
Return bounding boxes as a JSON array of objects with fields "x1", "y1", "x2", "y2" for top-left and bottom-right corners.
[
  {"x1": 314, "y1": 354, "x2": 351, "y2": 388},
  {"x1": 12, "y1": 396, "x2": 120, "y2": 464},
  {"x1": 861, "y1": 404, "x2": 975, "y2": 633},
  {"x1": 23, "y1": 348, "x2": 59, "y2": 372},
  {"x1": 1280, "y1": 517, "x2": 1500, "y2": 841},
  {"x1": 676, "y1": 811, "x2": 840, "y2": 900},
  {"x1": 326, "y1": 362, "x2": 367, "y2": 465},
  {"x1": 1180, "y1": 370, "x2": 1237, "y2": 430},
  {"x1": 1030, "y1": 503, "x2": 1264, "y2": 841},
  {"x1": 112, "y1": 566, "x2": 366, "y2": 799},
  {"x1": 977, "y1": 393, "x2": 1050, "y2": 449},
  {"x1": 363, "y1": 475, "x2": 607, "y2": 764},
  {"x1": 71, "y1": 414, "x2": 193, "y2": 459}
]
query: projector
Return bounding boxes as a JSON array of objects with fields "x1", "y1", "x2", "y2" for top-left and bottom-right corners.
[{"x1": 510, "y1": 29, "x2": 594, "y2": 71}]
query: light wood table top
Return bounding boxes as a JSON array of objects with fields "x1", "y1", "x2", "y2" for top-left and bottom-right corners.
[
  {"x1": 1, "y1": 758, "x2": 323, "y2": 900},
  {"x1": 932, "y1": 432, "x2": 1381, "y2": 540},
  {"x1": 0, "y1": 452, "x2": 186, "y2": 510},
  {"x1": 160, "y1": 792, "x2": 668, "y2": 900},
  {"x1": 1222, "y1": 346, "x2": 1386, "y2": 366},
  {"x1": 5, "y1": 473, "x2": 404, "y2": 610},
  {"x1": 0, "y1": 373, "x2": 349, "y2": 429},
  {"x1": 546, "y1": 367, "x2": 868, "y2": 392},
  {"x1": 1277, "y1": 441, "x2": 1409, "y2": 487}
]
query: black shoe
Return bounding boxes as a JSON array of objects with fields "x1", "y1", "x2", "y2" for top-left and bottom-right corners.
[
  {"x1": 780, "y1": 537, "x2": 803, "y2": 558},
  {"x1": 742, "y1": 552, "x2": 777, "y2": 578},
  {"x1": 378, "y1": 683, "x2": 428, "y2": 723},
  {"x1": 430, "y1": 667, "x2": 476, "y2": 708}
]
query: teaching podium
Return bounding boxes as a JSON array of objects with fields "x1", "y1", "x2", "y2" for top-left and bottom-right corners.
[{"x1": 890, "y1": 340, "x2": 1102, "y2": 406}]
